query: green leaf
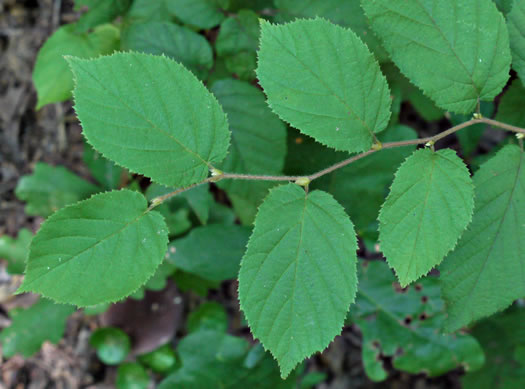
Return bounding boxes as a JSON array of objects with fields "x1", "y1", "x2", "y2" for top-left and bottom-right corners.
[
  {"x1": 0, "y1": 299, "x2": 75, "y2": 358},
  {"x1": 126, "y1": 0, "x2": 173, "y2": 22},
  {"x1": 172, "y1": 271, "x2": 221, "y2": 296},
  {"x1": 257, "y1": 18, "x2": 391, "y2": 153},
  {"x1": 274, "y1": 0, "x2": 388, "y2": 61},
  {"x1": 351, "y1": 261, "x2": 485, "y2": 382},
  {"x1": 18, "y1": 190, "x2": 169, "y2": 306},
  {"x1": 462, "y1": 307, "x2": 525, "y2": 389},
  {"x1": 15, "y1": 162, "x2": 100, "y2": 217},
  {"x1": 167, "y1": 224, "x2": 250, "y2": 281},
  {"x1": 322, "y1": 125, "x2": 417, "y2": 235},
  {"x1": 68, "y1": 52, "x2": 231, "y2": 188},
  {"x1": 116, "y1": 362, "x2": 150, "y2": 389},
  {"x1": 167, "y1": 0, "x2": 226, "y2": 29},
  {"x1": 83, "y1": 141, "x2": 124, "y2": 190},
  {"x1": 211, "y1": 79, "x2": 287, "y2": 224},
  {"x1": 187, "y1": 302, "x2": 228, "y2": 333},
  {"x1": 216, "y1": 10, "x2": 260, "y2": 80},
  {"x1": 74, "y1": 0, "x2": 131, "y2": 32},
  {"x1": 379, "y1": 149, "x2": 474, "y2": 286},
  {"x1": 138, "y1": 344, "x2": 177, "y2": 374},
  {"x1": 238, "y1": 183, "x2": 358, "y2": 378},
  {"x1": 440, "y1": 145, "x2": 525, "y2": 331},
  {"x1": 362, "y1": 0, "x2": 511, "y2": 113},
  {"x1": 121, "y1": 22, "x2": 213, "y2": 80},
  {"x1": 159, "y1": 331, "x2": 295, "y2": 389},
  {"x1": 0, "y1": 228, "x2": 33, "y2": 274},
  {"x1": 90, "y1": 327, "x2": 131, "y2": 365},
  {"x1": 508, "y1": 0, "x2": 525, "y2": 83},
  {"x1": 33, "y1": 23, "x2": 119, "y2": 109},
  {"x1": 495, "y1": 79, "x2": 525, "y2": 127}
]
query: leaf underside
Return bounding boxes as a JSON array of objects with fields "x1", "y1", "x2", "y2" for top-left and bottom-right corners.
[{"x1": 440, "y1": 145, "x2": 525, "y2": 331}]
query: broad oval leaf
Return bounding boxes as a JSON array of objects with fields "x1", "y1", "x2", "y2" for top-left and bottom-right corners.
[
  {"x1": 440, "y1": 145, "x2": 525, "y2": 331},
  {"x1": 257, "y1": 18, "x2": 391, "y2": 153},
  {"x1": 238, "y1": 183, "x2": 358, "y2": 378},
  {"x1": 33, "y1": 23, "x2": 119, "y2": 109},
  {"x1": 211, "y1": 79, "x2": 287, "y2": 224},
  {"x1": 362, "y1": 0, "x2": 511, "y2": 113},
  {"x1": 507, "y1": 0, "x2": 525, "y2": 84},
  {"x1": 18, "y1": 190, "x2": 169, "y2": 306},
  {"x1": 68, "y1": 52, "x2": 230, "y2": 188},
  {"x1": 379, "y1": 149, "x2": 474, "y2": 286}
]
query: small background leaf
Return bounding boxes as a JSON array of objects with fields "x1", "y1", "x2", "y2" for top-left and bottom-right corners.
[
  {"x1": 15, "y1": 162, "x2": 100, "y2": 217},
  {"x1": 0, "y1": 299, "x2": 75, "y2": 358},
  {"x1": 211, "y1": 78, "x2": 287, "y2": 225},
  {"x1": 33, "y1": 23, "x2": 119, "y2": 109}
]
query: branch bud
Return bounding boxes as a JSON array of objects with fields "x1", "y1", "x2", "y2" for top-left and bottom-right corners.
[{"x1": 295, "y1": 177, "x2": 311, "y2": 187}]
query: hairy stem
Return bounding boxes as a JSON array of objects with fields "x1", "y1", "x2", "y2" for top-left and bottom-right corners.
[{"x1": 149, "y1": 117, "x2": 525, "y2": 208}]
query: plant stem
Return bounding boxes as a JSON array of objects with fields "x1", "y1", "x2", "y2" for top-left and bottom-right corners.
[{"x1": 149, "y1": 117, "x2": 525, "y2": 208}]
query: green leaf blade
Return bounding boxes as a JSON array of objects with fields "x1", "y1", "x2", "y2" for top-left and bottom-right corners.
[
  {"x1": 15, "y1": 162, "x2": 100, "y2": 217},
  {"x1": 379, "y1": 149, "x2": 474, "y2": 286},
  {"x1": 18, "y1": 190, "x2": 169, "y2": 307},
  {"x1": 238, "y1": 183, "x2": 358, "y2": 378},
  {"x1": 257, "y1": 18, "x2": 391, "y2": 153},
  {"x1": 362, "y1": 0, "x2": 511, "y2": 113},
  {"x1": 68, "y1": 52, "x2": 230, "y2": 187},
  {"x1": 440, "y1": 145, "x2": 525, "y2": 331},
  {"x1": 0, "y1": 299, "x2": 75, "y2": 358},
  {"x1": 353, "y1": 261, "x2": 484, "y2": 381},
  {"x1": 33, "y1": 23, "x2": 119, "y2": 109}
]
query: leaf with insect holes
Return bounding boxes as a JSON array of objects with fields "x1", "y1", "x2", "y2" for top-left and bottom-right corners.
[
  {"x1": 257, "y1": 18, "x2": 391, "y2": 153},
  {"x1": 362, "y1": 0, "x2": 511, "y2": 113},
  {"x1": 440, "y1": 145, "x2": 525, "y2": 331},
  {"x1": 18, "y1": 190, "x2": 168, "y2": 307},
  {"x1": 68, "y1": 52, "x2": 230, "y2": 188},
  {"x1": 350, "y1": 261, "x2": 484, "y2": 382},
  {"x1": 239, "y1": 183, "x2": 358, "y2": 378},
  {"x1": 379, "y1": 149, "x2": 475, "y2": 286}
]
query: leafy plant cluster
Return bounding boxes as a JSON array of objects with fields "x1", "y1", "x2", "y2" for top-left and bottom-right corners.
[{"x1": 1, "y1": 0, "x2": 525, "y2": 387}]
